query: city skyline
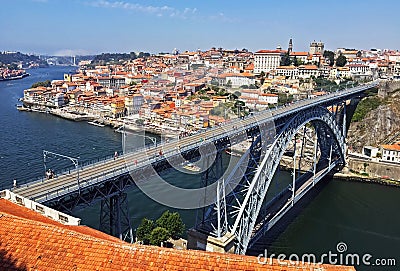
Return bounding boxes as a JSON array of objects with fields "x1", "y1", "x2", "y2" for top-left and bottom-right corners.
[{"x1": 1, "y1": 0, "x2": 400, "y2": 55}]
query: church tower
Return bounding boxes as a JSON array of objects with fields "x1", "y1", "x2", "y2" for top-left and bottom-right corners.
[{"x1": 288, "y1": 38, "x2": 293, "y2": 54}]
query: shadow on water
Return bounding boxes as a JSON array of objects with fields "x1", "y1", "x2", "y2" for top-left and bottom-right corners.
[{"x1": 247, "y1": 175, "x2": 332, "y2": 256}]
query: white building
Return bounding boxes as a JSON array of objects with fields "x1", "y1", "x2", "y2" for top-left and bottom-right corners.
[
  {"x1": 239, "y1": 90, "x2": 278, "y2": 110},
  {"x1": 381, "y1": 142, "x2": 400, "y2": 163},
  {"x1": 275, "y1": 66, "x2": 298, "y2": 78},
  {"x1": 348, "y1": 64, "x2": 371, "y2": 76},
  {"x1": 215, "y1": 73, "x2": 255, "y2": 87},
  {"x1": 259, "y1": 93, "x2": 278, "y2": 104},
  {"x1": 54, "y1": 93, "x2": 65, "y2": 107},
  {"x1": 254, "y1": 49, "x2": 286, "y2": 74},
  {"x1": 297, "y1": 65, "x2": 321, "y2": 78},
  {"x1": 290, "y1": 52, "x2": 309, "y2": 63}
]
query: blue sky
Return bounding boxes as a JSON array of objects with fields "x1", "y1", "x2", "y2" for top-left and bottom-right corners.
[{"x1": 1, "y1": 0, "x2": 399, "y2": 55}]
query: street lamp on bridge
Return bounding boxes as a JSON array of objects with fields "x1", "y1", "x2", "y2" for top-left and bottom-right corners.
[
  {"x1": 43, "y1": 150, "x2": 80, "y2": 190},
  {"x1": 119, "y1": 123, "x2": 157, "y2": 154}
]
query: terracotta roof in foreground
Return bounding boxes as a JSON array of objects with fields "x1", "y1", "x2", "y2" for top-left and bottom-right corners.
[{"x1": 0, "y1": 199, "x2": 355, "y2": 271}]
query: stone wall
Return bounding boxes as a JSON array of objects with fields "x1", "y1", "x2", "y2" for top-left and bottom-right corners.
[
  {"x1": 347, "y1": 158, "x2": 400, "y2": 180},
  {"x1": 378, "y1": 80, "x2": 400, "y2": 98}
]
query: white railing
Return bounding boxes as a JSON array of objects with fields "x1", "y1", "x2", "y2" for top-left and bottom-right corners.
[{"x1": 0, "y1": 189, "x2": 81, "y2": 225}]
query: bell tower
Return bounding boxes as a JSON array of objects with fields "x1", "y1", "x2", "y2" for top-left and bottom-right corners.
[{"x1": 288, "y1": 38, "x2": 293, "y2": 54}]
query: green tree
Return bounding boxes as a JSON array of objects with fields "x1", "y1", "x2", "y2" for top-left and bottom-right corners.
[
  {"x1": 280, "y1": 52, "x2": 291, "y2": 66},
  {"x1": 233, "y1": 91, "x2": 241, "y2": 99},
  {"x1": 135, "y1": 119, "x2": 145, "y2": 126},
  {"x1": 136, "y1": 218, "x2": 155, "y2": 244},
  {"x1": 336, "y1": 54, "x2": 347, "y2": 67},
  {"x1": 259, "y1": 71, "x2": 266, "y2": 85},
  {"x1": 323, "y1": 50, "x2": 335, "y2": 67},
  {"x1": 292, "y1": 56, "x2": 299, "y2": 67},
  {"x1": 149, "y1": 227, "x2": 170, "y2": 246},
  {"x1": 31, "y1": 80, "x2": 51, "y2": 88},
  {"x1": 226, "y1": 80, "x2": 232, "y2": 88},
  {"x1": 248, "y1": 84, "x2": 257, "y2": 89},
  {"x1": 156, "y1": 211, "x2": 185, "y2": 239},
  {"x1": 211, "y1": 79, "x2": 219, "y2": 86}
]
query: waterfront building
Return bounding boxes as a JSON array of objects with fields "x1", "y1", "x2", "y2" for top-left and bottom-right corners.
[{"x1": 381, "y1": 142, "x2": 400, "y2": 163}]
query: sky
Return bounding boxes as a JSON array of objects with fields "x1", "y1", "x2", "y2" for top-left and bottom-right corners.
[{"x1": 1, "y1": 0, "x2": 399, "y2": 56}]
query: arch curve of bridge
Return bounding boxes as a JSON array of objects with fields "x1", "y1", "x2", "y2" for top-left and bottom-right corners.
[{"x1": 230, "y1": 105, "x2": 346, "y2": 254}]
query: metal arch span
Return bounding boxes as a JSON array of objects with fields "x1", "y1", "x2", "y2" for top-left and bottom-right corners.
[{"x1": 230, "y1": 106, "x2": 346, "y2": 254}]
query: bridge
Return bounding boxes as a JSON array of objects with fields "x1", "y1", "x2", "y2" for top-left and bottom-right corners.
[{"x1": 12, "y1": 81, "x2": 378, "y2": 254}]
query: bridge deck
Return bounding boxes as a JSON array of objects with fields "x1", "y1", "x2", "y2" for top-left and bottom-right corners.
[{"x1": 13, "y1": 83, "x2": 377, "y2": 202}]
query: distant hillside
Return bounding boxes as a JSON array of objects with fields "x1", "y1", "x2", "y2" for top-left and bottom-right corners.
[
  {"x1": 348, "y1": 86, "x2": 400, "y2": 152},
  {"x1": 91, "y1": 51, "x2": 150, "y2": 65},
  {"x1": 0, "y1": 52, "x2": 39, "y2": 65}
]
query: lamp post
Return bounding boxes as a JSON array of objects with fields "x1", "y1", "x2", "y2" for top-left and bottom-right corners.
[
  {"x1": 43, "y1": 150, "x2": 80, "y2": 189},
  {"x1": 121, "y1": 123, "x2": 157, "y2": 151}
]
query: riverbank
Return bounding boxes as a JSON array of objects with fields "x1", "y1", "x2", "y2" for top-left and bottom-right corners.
[
  {"x1": 17, "y1": 104, "x2": 180, "y2": 137},
  {"x1": 227, "y1": 146, "x2": 400, "y2": 189},
  {"x1": 334, "y1": 172, "x2": 400, "y2": 187},
  {"x1": 0, "y1": 72, "x2": 29, "y2": 81}
]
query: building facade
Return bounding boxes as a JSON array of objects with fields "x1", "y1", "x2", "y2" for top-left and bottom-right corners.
[
  {"x1": 309, "y1": 41, "x2": 324, "y2": 55},
  {"x1": 381, "y1": 142, "x2": 400, "y2": 163},
  {"x1": 254, "y1": 49, "x2": 286, "y2": 74}
]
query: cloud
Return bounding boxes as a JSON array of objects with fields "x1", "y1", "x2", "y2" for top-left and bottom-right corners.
[
  {"x1": 86, "y1": 0, "x2": 197, "y2": 18},
  {"x1": 208, "y1": 12, "x2": 239, "y2": 24},
  {"x1": 53, "y1": 49, "x2": 90, "y2": 56}
]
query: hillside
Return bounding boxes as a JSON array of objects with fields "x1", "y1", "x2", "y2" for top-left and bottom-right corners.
[
  {"x1": 347, "y1": 87, "x2": 400, "y2": 152},
  {"x1": 0, "y1": 51, "x2": 47, "y2": 68}
]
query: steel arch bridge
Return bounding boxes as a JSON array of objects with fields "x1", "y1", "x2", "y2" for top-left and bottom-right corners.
[
  {"x1": 11, "y1": 82, "x2": 378, "y2": 250},
  {"x1": 191, "y1": 104, "x2": 350, "y2": 254}
]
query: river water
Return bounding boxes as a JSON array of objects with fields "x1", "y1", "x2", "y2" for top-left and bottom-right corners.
[{"x1": 0, "y1": 66, "x2": 398, "y2": 270}]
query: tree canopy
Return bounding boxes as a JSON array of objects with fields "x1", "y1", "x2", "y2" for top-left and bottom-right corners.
[
  {"x1": 136, "y1": 211, "x2": 185, "y2": 246},
  {"x1": 280, "y1": 52, "x2": 292, "y2": 66},
  {"x1": 31, "y1": 80, "x2": 51, "y2": 88},
  {"x1": 323, "y1": 50, "x2": 335, "y2": 67},
  {"x1": 91, "y1": 51, "x2": 150, "y2": 65},
  {"x1": 136, "y1": 218, "x2": 155, "y2": 244},
  {"x1": 155, "y1": 210, "x2": 185, "y2": 239},
  {"x1": 149, "y1": 227, "x2": 170, "y2": 246},
  {"x1": 336, "y1": 54, "x2": 347, "y2": 67}
]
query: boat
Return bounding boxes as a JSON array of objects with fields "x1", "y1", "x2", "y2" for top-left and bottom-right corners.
[
  {"x1": 183, "y1": 163, "x2": 201, "y2": 172},
  {"x1": 16, "y1": 104, "x2": 30, "y2": 111},
  {"x1": 88, "y1": 121, "x2": 105, "y2": 127}
]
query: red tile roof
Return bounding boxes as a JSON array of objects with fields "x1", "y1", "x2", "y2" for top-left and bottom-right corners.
[
  {"x1": 382, "y1": 142, "x2": 400, "y2": 151},
  {"x1": 0, "y1": 199, "x2": 355, "y2": 271},
  {"x1": 255, "y1": 49, "x2": 287, "y2": 54}
]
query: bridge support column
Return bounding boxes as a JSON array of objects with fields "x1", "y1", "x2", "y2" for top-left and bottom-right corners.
[
  {"x1": 187, "y1": 228, "x2": 236, "y2": 253},
  {"x1": 100, "y1": 192, "x2": 133, "y2": 243},
  {"x1": 196, "y1": 151, "x2": 223, "y2": 229}
]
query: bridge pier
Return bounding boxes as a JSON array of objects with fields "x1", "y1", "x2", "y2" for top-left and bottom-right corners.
[
  {"x1": 187, "y1": 228, "x2": 236, "y2": 253},
  {"x1": 99, "y1": 192, "x2": 133, "y2": 243}
]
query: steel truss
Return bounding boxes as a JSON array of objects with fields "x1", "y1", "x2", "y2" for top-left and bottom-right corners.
[
  {"x1": 100, "y1": 192, "x2": 134, "y2": 243},
  {"x1": 198, "y1": 105, "x2": 347, "y2": 254}
]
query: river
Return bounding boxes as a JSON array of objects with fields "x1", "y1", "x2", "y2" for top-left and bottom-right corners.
[{"x1": 0, "y1": 66, "x2": 398, "y2": 270}]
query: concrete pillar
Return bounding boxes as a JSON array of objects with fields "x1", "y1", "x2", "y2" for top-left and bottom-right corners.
[{"x1": 187, "y1": 228, "x2": 236, "y2": 253}]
